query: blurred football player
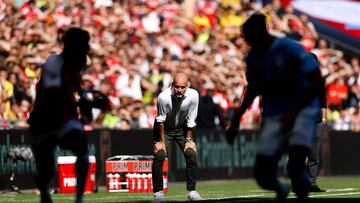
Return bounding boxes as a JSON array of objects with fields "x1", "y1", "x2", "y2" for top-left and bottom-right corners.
[
  {"x1": 226, "y1": 13, "x2": 323, "y2": 203},
  {"x1": 29, "y1": 27, "x2": 91, "y2": 203}
]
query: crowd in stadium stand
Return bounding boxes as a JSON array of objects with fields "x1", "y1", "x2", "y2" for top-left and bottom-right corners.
[{"x1": 0, "y1": 0, "x2": 359, "y2": 131}]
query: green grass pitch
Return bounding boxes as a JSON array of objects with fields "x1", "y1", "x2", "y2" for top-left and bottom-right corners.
[{"x1": 1, "y1": 176, "x2": 360, "y2": 202}]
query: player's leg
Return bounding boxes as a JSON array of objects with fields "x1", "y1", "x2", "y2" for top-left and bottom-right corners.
[
  {"x1": 256, "y1": 116, "x2": 290, "y2": 202},
  {"x1": 31, "y1": 134, "x2": 56, "y2": 203},
  {"x1": 287, "y1": 145, "x2": 310, "y2": 203},
  {"x1": 254, "y1": 155, "x2": 290, "y2": 203},
  {"x1": 59, "y1": 129, "x2": 89, "y2": 203},
  {"x1": 288, "y1": 105, "x2": 320, "y2": 202},
  {"x1": 254, "y1": 155, "x2": 284, "y2": 191}
]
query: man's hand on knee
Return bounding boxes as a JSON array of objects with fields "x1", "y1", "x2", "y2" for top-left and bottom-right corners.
[
  {"x1": 153, "y1": 141, "x2": 166, "y2": 155},
  {"x1": 184, "y1": 140, "x2": 196, "y2": 153}
]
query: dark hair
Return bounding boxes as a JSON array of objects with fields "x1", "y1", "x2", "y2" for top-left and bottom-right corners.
[
  {"x1": 61, "y1": 28, "x2": 90, "y2": 91},
  {"x1": 62, "y1": 27, "x2": 90, "y2": 68},
  {"x1": 62, "y1": 27, "x2": 90, "y2": 55},
  {"x1": 242, "y1": 13, "x2": 268, "y2": 46}
]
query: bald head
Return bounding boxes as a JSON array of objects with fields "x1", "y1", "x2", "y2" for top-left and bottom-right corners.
[
  {"x1": 173, "y1": 72, "x2": 189, "y2": 84},
  {"x1": 172, "y1": 72, "x2": 189, "y2": 98}
]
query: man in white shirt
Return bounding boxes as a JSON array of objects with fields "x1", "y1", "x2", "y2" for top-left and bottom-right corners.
[{"x1": 152, "y1": 72, "x2": 201, "y2": 201}]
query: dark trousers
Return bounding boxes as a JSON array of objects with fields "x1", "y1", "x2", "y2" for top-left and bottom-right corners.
[
  {"x1": 307, "y1": 135, "x2": 321, "y2": 185},
  {"x1": 152, "y1": 128, "x2": 197, "y2": 192}
]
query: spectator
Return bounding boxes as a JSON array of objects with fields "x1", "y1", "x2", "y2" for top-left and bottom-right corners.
[
  {"x1": 219, "y1": 6, "x2": 243, "y2": 40},
  {"x1": 326, "y1": 78, "x2": 349, "y2": 110},
  {"x1": 0, "y1": 68, "x2": 13, "y2": 118},
  {"x1": 196, "y1": 87, "x2": 225, "y2": 129},
  {"x1": 138, "y1": 104, "x2": 156, "y2": 129}
]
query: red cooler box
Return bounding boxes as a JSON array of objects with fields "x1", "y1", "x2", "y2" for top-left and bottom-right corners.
[
  {"x1": 57, "y1": 156, "x2": 96, "y2": 194},
  {"x1": 105, "y1": 155, "x2": 168, "y2": 193}
]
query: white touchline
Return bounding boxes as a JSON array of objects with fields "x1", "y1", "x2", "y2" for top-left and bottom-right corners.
[
  {"x1": 309, "y1": 192, "x2": 360, "y2": 198},
  {"x1": 205, "y1": 194, "x2": 265, "y2": 200},
  {"x1": 251, "y1": 188, "x2": 358, "y2": 193},
  {"x1": 324, "y1": 188, "x2": 356, "y2": 192}
]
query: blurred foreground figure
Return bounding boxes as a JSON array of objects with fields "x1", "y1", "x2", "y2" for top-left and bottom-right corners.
[
  {"x1": 226, "y1": 13, "x2": 323, "y2": 203},
  {"x1": 28, "y1": 27, "x2": 91, "y2": 203},
  {"x1": 152, "y1": 72, "x2": 201, "y2": 201}
]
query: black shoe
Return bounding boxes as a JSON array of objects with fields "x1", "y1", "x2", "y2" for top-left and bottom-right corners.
[{"x1": 309, "y1": 185, "x2": 326, "y2": 192}]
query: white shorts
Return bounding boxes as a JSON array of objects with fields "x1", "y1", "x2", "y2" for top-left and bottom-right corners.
[{"x1": 257, "y1": 105, "x2": 320, "y2": 156}]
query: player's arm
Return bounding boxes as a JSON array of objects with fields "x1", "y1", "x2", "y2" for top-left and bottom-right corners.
[
  {"x1": 225, "y1": 84, "x2": 258, "y2": 144},
  {"x1": 184, "y1": 92, "x2": 199, "y2": 153}
]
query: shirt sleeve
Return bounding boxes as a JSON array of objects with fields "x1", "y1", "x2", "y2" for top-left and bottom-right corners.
[
  {"x1": 155, "y1": 94, "x2": 168, "y2": 123},
  {"x1": 186, "y1": 92, "x2": 199, "y2": 128}
]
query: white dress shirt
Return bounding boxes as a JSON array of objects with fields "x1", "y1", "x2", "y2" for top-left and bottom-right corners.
[{"x1": 156, "y1": 87, "x2": 199, "y2": 129}]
